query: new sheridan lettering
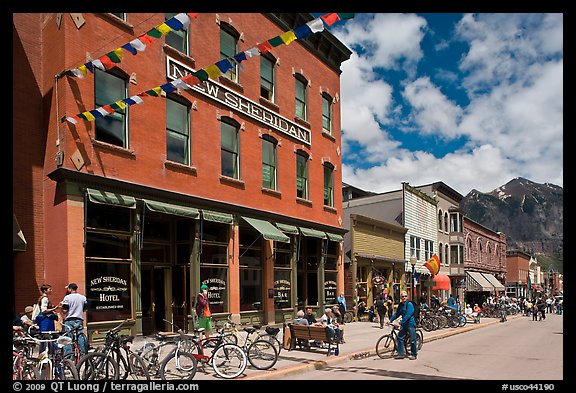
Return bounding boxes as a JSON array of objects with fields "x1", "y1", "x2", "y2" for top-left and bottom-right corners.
[{"x1": 167, "y1": 57, "x2": 311, "y2": 145}]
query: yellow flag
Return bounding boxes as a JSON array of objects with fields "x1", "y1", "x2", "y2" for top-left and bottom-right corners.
[
  {"x1": 204, "y1": 64, "x2": 221, "y2": 79},
  {"x1": 156, "y1": 23, "x2": 172, "y2": 36},
  {"x1": 280, "y1": 31, "x2": 297, "y2": 45}
]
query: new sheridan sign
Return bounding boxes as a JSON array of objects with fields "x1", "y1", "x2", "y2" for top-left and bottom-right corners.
[{"x1": 167, "y1": 56, "x2": 311, "y2": 145}]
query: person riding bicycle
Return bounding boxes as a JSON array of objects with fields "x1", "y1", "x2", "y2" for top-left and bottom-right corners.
[{"x1": 388, "y1": 290, "x2": 417, "y2": 360}]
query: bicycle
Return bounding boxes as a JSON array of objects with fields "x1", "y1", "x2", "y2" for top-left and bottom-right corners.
[
  {"x1": 31, "y1": 331, "x2": 79, "y2": 380},
  {"x1": 77, "y1": 319, "x2": 151, "y2": 380},
  {"x1": 61, "y1": 324, "x2": 86, "y2": 366},
  {"x1": 184, "y1": 326, "x2": 248, "y2": 379},
  {"x1": 219, "y1": 315, "x2": 279, "y2": 370},
  {"x1": 134, "y1": 319, "x2": 198, "y2": 380},
  {"x1": 375, "y1": 323, "x2": 423, "y2": 359},
  {"x1": 13, "y1": 334, "x2": 41, "y2": 380}
]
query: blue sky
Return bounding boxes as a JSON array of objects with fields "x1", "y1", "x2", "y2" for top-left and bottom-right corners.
[{"x1": 328, "y1": 13, "x2": 563, "y2": 196}]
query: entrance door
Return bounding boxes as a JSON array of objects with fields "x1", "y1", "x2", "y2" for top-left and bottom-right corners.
[{"x1": 141, "y1": 266, "x2": 167, "y2": 335}]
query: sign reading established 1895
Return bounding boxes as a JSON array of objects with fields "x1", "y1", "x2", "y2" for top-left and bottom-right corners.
[{"x1": 167, "y1": 56, "x2": 311, "y2": 146}]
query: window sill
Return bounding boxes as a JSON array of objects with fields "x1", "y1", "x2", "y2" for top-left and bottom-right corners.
[
  {"x1": 259, "y1": 97, "x2": 280, "y2": 113},
  {"x1": 296, "y1": 197, "x2": 312, "y2": 207},
  {"x1": 163, "y1": 45, "x2": 196, "y2": 68},
  {"x1": 294, "y1": 117, "x2": 311, "y2": 128},
  {"x1": 220, "y1": 175, "x2": 245, "y2": 189},
  {"x1": 164, "y1": 160, "x2": 197, "y2": 175},
  {"x1": 261, "y1": 187, "x2": 282, "y2": 198},
  {"x1": 92, "y1": 139, "x2": 135, "y2": 157},
  {"x1": 323, "y1": 205, "x2": 338, "y2": 214},
  {"x1": 218, "y1": 76, "x2": 244, "y2": 94},
  {"x1": 99, "y1": 14, "x2": 134, "y2": 32},
  {"x1": 321, "y1": 131, "x2": 336, "y2": 142}
]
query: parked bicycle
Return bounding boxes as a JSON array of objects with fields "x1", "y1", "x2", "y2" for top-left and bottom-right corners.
[
  {"x1": 134, "y1": 319, "x2": 198, "y2": 380},
  {"x1": 77, "y1": 319, "x2": 150, "y2": 380},
  {"x1": 375, "y1": 323, "x2": 423, "y2": 359},
  {"x1": 219, "y1": 315, "x2": 279, "y2": 369},
  {"x1": 13, "y1": 335, "x2": 40, "y2": 380},
  {"x1": 31, "y1": 331, "x2": 79, "y2": 380},
  {"x1": 184, "y1": 325, "x2": 248, "y2": 379}
]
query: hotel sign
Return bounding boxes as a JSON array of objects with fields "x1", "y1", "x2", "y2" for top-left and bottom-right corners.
[{"x1": 167, "y1": 56, "x2": 311, "y2": 145}]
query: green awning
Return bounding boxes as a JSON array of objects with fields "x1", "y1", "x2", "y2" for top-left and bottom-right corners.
[
  {"x1": 325, "y1": 232, "x2": 343, "y2": 242},
  {"x1": 143, "y1": 199, "x2": 199, "y2": 219},
  {"x1": 87, "y1": 188, "x2": 136, "y2": 208},
  {"x1": 299, "y1": 227, "x2": 327, "y2": 239},
  {"x1": 276, "y1": 223, "x2": 299, "y2": 235},
  {"x1": 202, "y1": 210, "x2": 233, "y2": 224},
  {"x1": 242, "y1": 217, "x2": 290, "y2": 243}
]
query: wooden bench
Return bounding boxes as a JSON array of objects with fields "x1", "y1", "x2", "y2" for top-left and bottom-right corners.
[{"x1": 288, "y1": 324, "x2": 340, "y2": 356}]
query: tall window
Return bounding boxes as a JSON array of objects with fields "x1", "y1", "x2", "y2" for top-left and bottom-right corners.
[
  {"x1": 323, "y1": 163, "x2": 334, "y2": 207},
  {"x1": 260, "y1": 56, "x2": 275, "y2": 101},
  {"x1": 239, "y1": 226, "x2": 263, "y2": 312},
  {"x1": 262, "y1": 135, "x2": 277, "y2": 190},
  {"x1": 438, "y1": 210, "x2": 443, "y2": 231},
  {"x1": 220, "y1": 24, "x2": 238, "y2": 82},
  {"x1": 166, "y1": 98, "x2": 190, "y2": 165},
  {"x1": 274, "y1": 241, "x2": 292, "y2": 311},
  {"x1": 95, "y1": 69, "x2": 128, "y2": 148},
  {"x1": 410, "y1": 236, "x2": 421, "y2": 260},
  {"x1": 200, "y1": 220, "x2": 230, "y2": 314},
  {"x1": 221, "y1": 118, "x2": 240, "y2": 179},
  {"x1": 165, "y1": 13, "x2": 188, "y2": 54},
  {"x1": 322, "y1": 93, "x2": 332, "y2": 133},
  {"x1": 296, "y1": 152, "x2": 309, "y2": 199},
  {"x1": 424, "y1": 240, "x2": 434, "y2": 261},
  {"x1": 295, "y1": 75, "x2": 307, "y2": 120}
]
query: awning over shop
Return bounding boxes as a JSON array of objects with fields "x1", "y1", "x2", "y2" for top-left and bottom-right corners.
[
  {"x1": 143, "y1": 199, "x2": 199, "y2": 219},
  {"x1": 299, "y1": 227, "x2": 327, "y2": 239},
  {"x1": 202, "y1": 210, "x2": 233, "y2": 224},
  {"x1": 87, "y1": 188, "x2": 136, "y2": 208},
  {"x1": 325, "y1": 232, "x2": 343, "y2": 242},
  {"x1": 242, "y1": 217, "x2": 290, "y2": 243},
  {"x1": 482, "y1": 273, "x2": 505, "y2": 291},
  {"x1": 13, "y1": 214, "x2": 27, "y2": 252},
  {"x1": 466, "y1": 271, "x2": 494, "y2": 292},
  {"x1": 432, "y1": 273, "x2": 451, "y2": 290},
  {"x1": 276, "y1": 223, "x2": 299, "y2": 235}
]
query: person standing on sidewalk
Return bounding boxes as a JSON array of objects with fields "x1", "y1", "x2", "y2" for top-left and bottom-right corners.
[
  {"x1": 389, "y1": 290, "x2": 417, "y2": 360},
  {"x1": 337, "y1": 292, "x2": 347, "y2": 324},
  {"x1": 196, "y1": 284, "x2": 212, "y2": 338},
  {"x1": 61, "y1": 283, "x2": 88, "y2": 355},
  {"x1": 375, "y1": 295, "x2": 388, "y2": 329}
]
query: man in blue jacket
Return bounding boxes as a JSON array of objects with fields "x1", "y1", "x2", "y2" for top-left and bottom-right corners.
[{"x1": 389, "y1": 290, "x2": 417, "y2": 360}]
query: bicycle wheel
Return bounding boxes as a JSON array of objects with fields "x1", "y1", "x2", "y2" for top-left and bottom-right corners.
[
  {"x1": 247, "y1": 339, "x2": 278, "y2": 370},
  {"x1": 343, "y1": 312, "x2": 353, "y2": 323},
  {"x1": 55, "y1": 359, "x2": 79, "y2": 380},
  {"x1": 458, "y1": 315, "x2": 467, "y2": 328},
  {"x1": 420, "y1": 316, "x2": 434, "y2": 332},
  {"x1": 211, "y1": 343, "x2": 247, "y2": 379},
  {"x1": 127, "y1": 353, "x2": 151, "y2": 380},
  {"x1": 16, "y1": 361, "x2": 40, "y2": 380},
  {"x1": 77, "y1": 352, "x2": 119, "y2": 380},
  {"x1": 257, "y1": 332, "x2": 282, "y2": 356},
  {"x1": 159, "y1": 352, "x2": 198, "y2": 380},
  {"x1": 416, "y1": 329, "x2": 424, "y2": 350},
  {"x1": 375, "y1": 334, "x2": 396, "y2": 359}
]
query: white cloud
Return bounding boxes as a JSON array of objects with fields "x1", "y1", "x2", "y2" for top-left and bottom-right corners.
[{"x1": 334, "y1": 13, "x2": 563, "y2": 195}]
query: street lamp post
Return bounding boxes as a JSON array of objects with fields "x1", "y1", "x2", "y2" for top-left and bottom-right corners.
[{"x1": 410, "y1": 258, "x2": 416, "y2": 301}]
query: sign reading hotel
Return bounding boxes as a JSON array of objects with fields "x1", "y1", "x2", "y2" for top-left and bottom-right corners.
[{"x1": 167, "y1": 56, "x2": 311, "y2": 145}]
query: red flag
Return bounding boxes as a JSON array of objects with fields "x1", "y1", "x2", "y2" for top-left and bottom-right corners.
[{"x1": 321, "y1": 13, "x2": 340, "y2": 26}]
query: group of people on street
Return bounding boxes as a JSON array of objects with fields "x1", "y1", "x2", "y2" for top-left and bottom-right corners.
[{"x1": 12, "y1": 283, "x2": 88, "y2": 355}]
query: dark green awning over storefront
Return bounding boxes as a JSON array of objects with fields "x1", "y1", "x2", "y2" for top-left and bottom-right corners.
[
  {"x1": 202, "y1": 210, "x2": 234, "y2": 224},
  {"x1": 143, "y1": 199, "x2": 199, "y2": 219},
  {"x1": 87, "y1": 188, "x2": 136, "y2": 208},
  {"x1": 276, "y1": 223, "x2": 299, "y2": 235},
  {"x1": 325, "y1": 232, "x2": 343, "y2": 242},
  {"x1": 242, "y1": 217, "x2": 290, "y2": 243},
  {"x1": 299, "y1": 227, "x2": 327, "y2": 239}
]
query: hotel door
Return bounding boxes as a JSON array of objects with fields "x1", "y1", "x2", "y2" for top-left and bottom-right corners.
[{"x1": 141, "y1": 266, "x2": 168, "y2": 335}]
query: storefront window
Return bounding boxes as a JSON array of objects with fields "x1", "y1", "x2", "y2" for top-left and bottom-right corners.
[
  {"x1": 86, "y1": 203, "x2": 130, "y2": 231},
  {"x1": 86, "y1": 233, "x2": 131, "y2": 260},
  {"x1": 86, "y1": 262, "x2": 132, "y2": 323},
  {"x1": 200, "y1": 221, "x2": 229, "y2": 314},
  {"x1": 324, "y1": 272, "x2": 337, "y2": 306},
  {"x1": 274, "y1": 241, "x2": 292, "y2": 310},
  {"x1": 200, "y1": 267, "x2": 228, "y2": 314},
  {"x1": 239, "y1": 226, "x2": 263, "y2": 311}
]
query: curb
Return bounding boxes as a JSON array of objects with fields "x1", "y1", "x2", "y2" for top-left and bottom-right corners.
[{"x1": 242, "y1": 316, "x2": 516, "y2": 380}]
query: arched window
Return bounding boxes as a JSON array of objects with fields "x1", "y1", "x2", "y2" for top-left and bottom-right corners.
[
  {"x1": 323, "y1": 162, "x2": 335, "y2": 207},
  {"x1": 95, "y1": 68, "x2": 129, "y2": 148},
  {"x1": 444, "y1": 212, "x2": 449, "y2": 232},
  {"x1": 296, "y1": 150, "x2": 309, "y2": 199},
  {"x1": 322, "y1": 92, "x2": 332, "y2": 133},
  {"x1": 166, "y1": 94, "x2": 191, "y2": 165},
  {"x1": 260, "y1": 54, "x2": 275, "y2": 102},
  {"x1": 295, "y1": 74, "x2": 308, "y2": 120},
  {"x1": 261, "y1": 135, "x2": 277, "y2": 190},
  {"x1": 220, "y1": 23, "x2": 239, "y2": 82},
  {"x1": 438, "y1": 210, "x2": 443, "y2": 231},
  {"x1": 220, "y1": 117, "x2": 240, "y2": 179}
]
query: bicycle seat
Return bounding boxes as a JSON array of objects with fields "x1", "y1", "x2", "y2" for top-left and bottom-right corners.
[
  {"x1": 252, "y1": 324, "x2": 262, "y2": 329},
  {"x1": 155, "y1": 332, "x2": 179, "y2": 342},
  {"x1": 120, "y1": 335, "x2": 134, "y2": 344},
  {"x1": 243, "y1": 326, "x2": 258, "y2": 334}
]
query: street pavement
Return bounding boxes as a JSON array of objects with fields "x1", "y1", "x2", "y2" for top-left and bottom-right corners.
[{"x1": 131, "y1": 313, "x2": 522, "y2": 380}]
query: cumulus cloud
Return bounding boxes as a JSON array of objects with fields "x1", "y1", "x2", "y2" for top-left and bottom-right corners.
[{"x1": 333, "y1": 13, "x2": 563, "y2": 195}]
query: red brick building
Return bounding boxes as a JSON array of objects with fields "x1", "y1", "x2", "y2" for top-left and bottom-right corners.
[
  {"x1": 463, "y1": 217, "x2": 507, "y2": 305},
  {"x1": 13, "y1": 13, "x2": 351, "y2": 337},
  {"x1": 505, "y1": 250, "x2": 531, "y2": 299}
]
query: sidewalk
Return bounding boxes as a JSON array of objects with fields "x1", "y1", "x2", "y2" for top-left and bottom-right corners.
[{"x1": 131, "y1": 314, "x2": 521, "y2": 380}]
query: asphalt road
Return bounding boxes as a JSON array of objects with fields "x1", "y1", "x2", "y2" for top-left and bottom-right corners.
[{"x1": 278, "y1": 312, "x2": 563, "y2": 381}]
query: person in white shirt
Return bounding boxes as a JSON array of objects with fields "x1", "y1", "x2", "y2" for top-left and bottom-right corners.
[{"x1": 61, "y1": 283, "x2": 88, "y2": 355}]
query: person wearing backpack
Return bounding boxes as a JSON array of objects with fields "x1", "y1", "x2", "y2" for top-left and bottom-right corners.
[
  {"x1": 388, "y1": 290, "x2": 418, "y2": 360},
  {"x1": 375, "y1": 295, "x2": 388, "y2": 329}
]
